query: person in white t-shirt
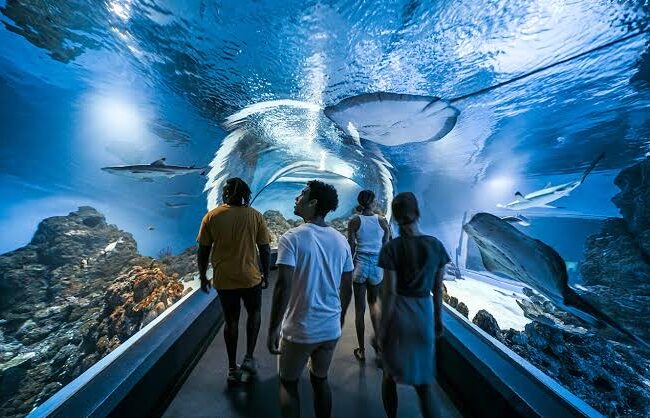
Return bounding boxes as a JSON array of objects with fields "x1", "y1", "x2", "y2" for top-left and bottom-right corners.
[{"x1": 267, "y1": 180, "x2": 354, "y2": 418}]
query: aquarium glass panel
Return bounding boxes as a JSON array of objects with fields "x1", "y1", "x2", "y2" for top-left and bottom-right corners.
[{"x1": 1, "y1": 0, "x2": 649, "y2": 416}]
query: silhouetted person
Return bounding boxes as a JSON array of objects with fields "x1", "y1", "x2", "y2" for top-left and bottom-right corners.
[
  {"x1": 340, "y1": 190, "x2": 390, "y2": 362},
  {"x1": 378, "y1": 192, "x2": 449, "y2": 418},
  {"x1": 267, "y1": 180, "x2": 353, "y2": 418},
  {"x1": 197, "y1": 177, "x2": 271, "y2": 385}
]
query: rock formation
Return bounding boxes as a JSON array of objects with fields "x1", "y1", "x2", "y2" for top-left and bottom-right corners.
[
  {"x1": 0, "y1": 207, "x2": 189, "y2": 418},
  {"x1": 443, "y1": 158, "x2": 650, "y2": 417},
  {"x1": 579, "y1": 157, "x2": 650, "y2": 344},
  {"x1": 263, "y1": 210, "x2": 351, "y2": 247}
]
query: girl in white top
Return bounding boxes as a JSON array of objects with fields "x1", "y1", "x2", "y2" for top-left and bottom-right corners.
[{"x1": 341, "y1": 190, "x2": 390, "y2": 362}]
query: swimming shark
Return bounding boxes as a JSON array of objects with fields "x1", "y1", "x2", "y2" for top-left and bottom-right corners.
[
  {"x1": 463, "y1": 212, "x2": 648, "y2": 349},
  {"x1": 497, "y1": 152, "x2": 605, "y2": 210},
  {"x1": 101, "y1": 158, "x2": 206, "y2": 181}
]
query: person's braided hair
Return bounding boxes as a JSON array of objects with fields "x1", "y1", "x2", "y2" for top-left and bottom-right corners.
[
  {"x1": 356, "y1": 190, "x2": 375, "y2": 212},
  {"x1": 223, "y1": 177, "x2": 252, "y2": 207}
]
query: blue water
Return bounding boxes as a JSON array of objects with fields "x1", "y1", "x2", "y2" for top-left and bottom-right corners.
[
  {"x1": 1, "y1": 0, "x2": 649, "y2": 255},
  {"x1": 1, "y1": 1, "x2": 650, "y2": 416}
]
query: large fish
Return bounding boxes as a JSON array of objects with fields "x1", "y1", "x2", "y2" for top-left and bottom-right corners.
[
  {"x1": 498, "y1": 152, "x2": 605, "y2": 210},
  {"x1": 101, "y1": 158, "x2": 206, "y2": 181},
  {"x1": 463, "y1": 212, "x2": 648, "y2": 349}
]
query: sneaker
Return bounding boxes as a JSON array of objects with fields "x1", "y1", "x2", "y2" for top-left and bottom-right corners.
[
  {"x1": 227, "y1": 366, "x2": 241, "y2": 386},
  {"x1": 240, "y1": 356, "x2": 258, "y2": 376}
]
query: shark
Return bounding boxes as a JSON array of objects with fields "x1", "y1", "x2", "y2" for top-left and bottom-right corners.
[
  {"x1": 463, "y1": 212, "x2": 648, "y2": 349},
  {"x1": 101, "y1": 158, "x2": 206, "y2": 181},
  {"x1": 498, "y1": 152, "x2": 605, "y2": 210}
]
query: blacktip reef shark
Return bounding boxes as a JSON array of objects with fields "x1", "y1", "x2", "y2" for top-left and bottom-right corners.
[
  {"x1": 463, "y1": 212, "x2": 648, "y2": 349},
  {"x1": 101, "y1": 158, "x2": 206, "y2": 181},
  {"x1": 498, "y1": 152, "x2": 605, "y2": 210}
]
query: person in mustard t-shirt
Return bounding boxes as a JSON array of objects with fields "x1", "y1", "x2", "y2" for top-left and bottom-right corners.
[{"x1": 196, "y1": 177, "x2": 271, "y2": 386}]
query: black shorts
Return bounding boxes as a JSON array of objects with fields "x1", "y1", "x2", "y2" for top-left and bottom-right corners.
[{"x1": 218, "y1": 284, "x2": 262, "y2": 319}]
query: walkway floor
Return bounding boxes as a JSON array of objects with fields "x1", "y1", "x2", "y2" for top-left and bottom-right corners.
[{"x1": 164, "y1": 271, "x2": 462, "y2": 418}]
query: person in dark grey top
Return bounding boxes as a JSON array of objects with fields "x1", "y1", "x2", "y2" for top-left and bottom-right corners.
[{"x1": 378, "y1": 192, "x2": 450, "y2": 418}]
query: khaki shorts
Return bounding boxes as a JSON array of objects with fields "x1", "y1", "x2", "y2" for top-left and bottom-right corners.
[{"x1": 279, "y1": 338, "x2": 338, "y2": 381}]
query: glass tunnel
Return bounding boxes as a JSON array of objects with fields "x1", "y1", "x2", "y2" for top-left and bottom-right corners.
[{"x1": 1, "y1": 0, "x2": 649, "y2": 417}]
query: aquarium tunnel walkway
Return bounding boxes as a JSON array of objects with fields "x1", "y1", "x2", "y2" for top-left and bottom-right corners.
[{"x1": 30, "y1": 269, "x2": 601, "y2": 418}]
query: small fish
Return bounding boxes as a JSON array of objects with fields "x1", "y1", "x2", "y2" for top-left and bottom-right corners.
[
  {"x1": 101, "y1": 158, "x2": 206, "y2": 181},
  {"x1": 166, "y1": 192, "x2": 198, "y2": 197},
  {"x1": 104, "y1": 238, "x2": 123, "y2": 253},
  {"x1": 500, "y1": 214, "x2": 531, "y2": 227},
  {"x1": 165, "y1": 202, "x2": 190, "y2": 209}
]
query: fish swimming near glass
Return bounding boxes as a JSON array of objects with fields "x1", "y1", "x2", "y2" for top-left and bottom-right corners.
[
  {"x1": 165, "y1": 202, "x2": 190, "y2": 209},
  {"x1": 463, "y1": 212, "x2": 648, "y2": 349},
  {"x1": 497, "y1": 152, "x2": 605, "y2": 210},
  {"x1": 500, "y1": 214, "x2": 530, "y2": 226},
  {"x1": 101, "y1": 158, "x2": 206, "y2": 181}
]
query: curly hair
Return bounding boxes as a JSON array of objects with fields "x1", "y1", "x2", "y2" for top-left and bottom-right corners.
[
  {"x1": 223, "y1": 177, "x2": 252, "y2": 207},
  {"x1": 306, "y1": 180, "x2": 339, "y2": 217}
]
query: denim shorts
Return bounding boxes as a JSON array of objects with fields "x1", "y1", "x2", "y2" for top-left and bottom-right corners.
[{"x1": 352, "y1": 252, "x2": 383, "y2": 285}]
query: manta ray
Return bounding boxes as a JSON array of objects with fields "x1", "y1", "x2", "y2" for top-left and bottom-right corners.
[
  {"x1": 463, "y1": 212, "x2": 648, "y2": 349},
  {"x1": 498, "y1": 152, "x2": 605, "y2": 210},
  {"x1": 101, "y1": 158, "x2": 206, "y2": 181}
]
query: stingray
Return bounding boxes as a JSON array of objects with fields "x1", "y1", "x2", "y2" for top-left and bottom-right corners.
[
  {"x1": 101, "y1": 158, "x2": 206, "y2": 181},
  {"x1": 324, "y1": 92, "x2": 459, "y2": 146},
  {"x1": 463, "y1": 212, "x2": 648, "y2": 349},
  {"x1": 497, "y1": 152, "x2": 605, "y2": 210}
]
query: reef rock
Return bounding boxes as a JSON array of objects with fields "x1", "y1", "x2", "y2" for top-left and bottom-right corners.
[
  {"x1": 262, "y1": 210, "x2": 349, "y2": 248},
  {"x1": 503, "y1": 321, "x2": 650, "y2": 417},
  {"x1": 0, "y1": 206, "x2": 138, "y2": 313},
  {"x1": 0, "y1": 207, "x2": 186, "y2": 418},
  {"x1": 263, "y1": 210, "x2": 294, "y2": 247},
  {"x1": 580, "y1": 157, "x2": 650, "y2": 344},
  {"x1": 472, "y1": 310, "x2": 502, "y2": 341},
  {"x1": 159, "y1": 246, "x2": 198, "y2": 279},
  {"x1": 94, "y1": 266, "x2": 184, "y2": 355},
  {"x1": 611, "y1": 156, "x2": 650, "y2": 256}
]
